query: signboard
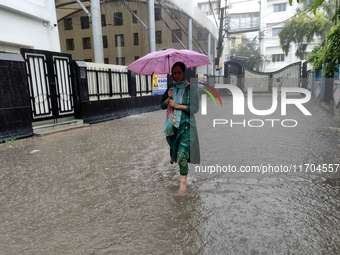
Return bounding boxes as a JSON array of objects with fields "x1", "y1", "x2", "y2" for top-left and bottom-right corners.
[
  {"x1": 152, "y1": 74, "x2": 167, "y2": 95},
  {"x1": 197, "y1": 73, "x2": 207, "y2": 89}
]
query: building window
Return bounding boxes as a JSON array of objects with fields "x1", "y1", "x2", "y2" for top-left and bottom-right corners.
[
  {"x1": 274, "y1": 3, "x2": 286, "y2": 12},
  {"x1": 272, "y1": 28, "x2": 282, "y2": 37},
  {"x1": 84, "y1": 59, "x2": 92, "y2": 62},
  {"x1": 231, "y1": 37, "x2": 236, "y2": 47},
  {"x1": 134, "y1": 56, "x2": 140, "y2": 61},
  {"x1": 155, "y1": 7, "x2": 161, "y2": 21},
  {"x1": 199, "y1": 4, "x2": 204, "y2": 14},
  {"x1": 101, "y1": 14, "x2": 106, "y2": 27},
  {"x1": 66, "y1": 39, "x2": 74, "y2": 50},
  {"x1": 116, "y1": 57, "x2": 125, "y2": 65},
  {"x1": 115, "y1": 34, "x2": 124, "y2": 47},
  {"x1": 103, "y1": 36, "x2": 108, "y2": 48},
  {"x1": 81, "y1": 16, "x2": 90, "y2": 29},
  {"x1": 82, "y1": 37, "x2": 91, "y2": 49},
  {"x1": 133, "y1": 33, "x2": 139, "y2": 46},
  {"x1": 156, "y1": 31, "x2": 162, "y2": 44},
  {"x1": 171, "y1": 9, "x2": 181, "y2": 19},
  {"x1": 172, "y1": 29, "x2": 182, "y2": 43},
  {"x1": 114, "y1": 12, "x2": 123, "y2": 26},
  {"x1": 272, "y1": 54, "x2": 285, "y2": 62},
  {"x1": 199, "y1": 3, "x2": 216, "y2": 15},
  {"x1": 198, "y1": 28, "x2": 208, "y2": 41},
  {"x1": 132, "y1": 10, "x2": 138, "y2": 23},
  {"x1": 64, "y1": 18, "x2": 73, "y2": 30},
  {"x1": 104, "y1": 58, "x2": 109, "y2": 64},
  {"x1": 230, "y1": 13, "x2": 260, "y2": 31},
  {"x1": 212, "y1": 3, "x2": 218, "y2": 16}
]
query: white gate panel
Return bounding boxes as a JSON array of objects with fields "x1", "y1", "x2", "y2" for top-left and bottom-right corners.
[{"x1": 244, "y1": 69, "x2": 270, "y2": 92}]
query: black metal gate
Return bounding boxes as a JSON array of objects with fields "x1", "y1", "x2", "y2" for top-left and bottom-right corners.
[{"x1": 21, "y1": 49, "x2": 75, "y2": 122}]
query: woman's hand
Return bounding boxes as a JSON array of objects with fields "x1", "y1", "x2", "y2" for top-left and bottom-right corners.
[
  {"x1": 168, "y1": 88, "x2": 174, "y2": 98},
  {"x1": 169, "y1": 99, "x2": 178, "y2": 108},
  {"x1": 164, "y1": 88, "x2": 174, "y2": 107},
  {"x1": 169, "y1": 99, "x2": 186, "y2": 111}
]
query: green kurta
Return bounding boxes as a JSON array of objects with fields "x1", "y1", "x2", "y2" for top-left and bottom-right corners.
[{"x1": 160, "y1": 83, "x2": 200, "y2": 165}]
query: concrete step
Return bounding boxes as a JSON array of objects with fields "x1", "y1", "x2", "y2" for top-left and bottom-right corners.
[{"x1": 33, "y1": 120, "x2": 90, "y2": 136}]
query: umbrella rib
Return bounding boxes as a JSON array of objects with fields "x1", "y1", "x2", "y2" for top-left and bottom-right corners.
[
  {"x1": 139, "y1": 58, "x2": 158, "y2": 75},
  {"x1": 127, "y1": 48, "x2": 210, "y2": 75}
]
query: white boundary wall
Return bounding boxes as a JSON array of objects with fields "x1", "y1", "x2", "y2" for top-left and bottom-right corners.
[{"x1": 0, "y1": 0, "x2": 60, "y2": 53}]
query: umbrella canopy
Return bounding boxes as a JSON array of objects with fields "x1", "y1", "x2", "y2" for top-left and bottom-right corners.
[{"x1": 126, "y1": 48, "x2": 211, "y2": 75}]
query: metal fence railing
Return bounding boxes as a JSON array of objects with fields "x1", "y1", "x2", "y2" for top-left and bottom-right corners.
[
  {"x1": 87, "y1": 67, "x2": 129, "y2": 101},
  {"x1": 136, "y1": 75, "x2": 152, "y2": 96},
  {"x1": 85, "y1": 63, "x2": 152, "y2": 101}
]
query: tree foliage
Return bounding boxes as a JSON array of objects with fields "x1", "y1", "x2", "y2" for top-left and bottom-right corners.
[
  {"x1": 289, "y1": 0, "x2": 340, "y2": 75},
  {"x1": 312, "y1": 25, "x2": 340, "y2": 75},
  {"x1": 230, "y1": 36, "x2": 268, "y2": 71},
  {"x1": 289, "y1": 0, "x2": 340, "y2": 22},
  {"x1": 279, "y1": 12, "x2": 331, "y2": 59}
]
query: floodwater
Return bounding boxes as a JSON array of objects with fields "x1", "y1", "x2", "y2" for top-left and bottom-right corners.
[{"x1": 0, "y1": 95, "x2": 339, "y2": 254}]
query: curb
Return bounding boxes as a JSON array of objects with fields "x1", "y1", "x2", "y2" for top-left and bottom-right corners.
[{"x1": 33, "y1": 120, "x2": 90, "y2": 137}]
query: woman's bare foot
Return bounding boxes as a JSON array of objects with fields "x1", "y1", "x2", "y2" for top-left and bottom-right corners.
[{"x1": 177, "y1": 175, "x2": 187, "y2": 195}]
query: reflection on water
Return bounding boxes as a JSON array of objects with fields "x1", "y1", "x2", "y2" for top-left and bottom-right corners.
[{"x1": 0, "y1": 95, "x2": 339, "y2": 254}]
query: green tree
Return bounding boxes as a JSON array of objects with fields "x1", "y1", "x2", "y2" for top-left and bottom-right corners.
[
  {"x1": 312, "y1": 24, "x2": 340, "y2": 75},
  {"x1": 289, "y1": 0, "x2": 340, "y2": 75},
  {"x1": 230, "y1": 36, "x2": 267, "y2": 71},
  {"x1": 289, "y1": 0, "x2": 340, "y2": 22},
  {"x1": 279, "y1": 11, "x2": 332, "y2": 59}
]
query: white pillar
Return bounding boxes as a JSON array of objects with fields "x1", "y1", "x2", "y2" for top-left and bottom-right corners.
[
  {"x1": 188, "y1": 18, "x2": 192, "y2": 50},
  {"x1": 148, "y1": 0, "x2": 156, "y2": 52},
  {"x1": 259, "y1": 0, "x2": 266, "y2": 58},
  {"x1": 91, "y1": 0, "x2": 104, "y2": 63}
]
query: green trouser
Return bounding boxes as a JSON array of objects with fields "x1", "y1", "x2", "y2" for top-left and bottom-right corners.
[
  {"x1": 179, "y1": 162, "x2": 188, "y2": 175},
  {"x1": 166, "y1": 126, "x2": 190, "y2": 176}
]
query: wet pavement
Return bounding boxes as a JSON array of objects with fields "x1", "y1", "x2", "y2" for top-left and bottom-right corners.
[{"x1": 0, "y1": 94, "x2": 340, "y2": 254}]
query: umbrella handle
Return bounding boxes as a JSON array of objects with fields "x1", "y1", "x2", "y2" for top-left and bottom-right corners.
[{"x1": 167, "y1": 55, "x2": 170, "y2": 74}]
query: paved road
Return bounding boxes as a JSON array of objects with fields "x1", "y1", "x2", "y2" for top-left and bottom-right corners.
[{"x1": 0, "y1": 94, "x2": 339, "y2": 254}]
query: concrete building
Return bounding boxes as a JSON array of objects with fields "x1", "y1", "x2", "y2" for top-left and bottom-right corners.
[
  {"x1": 193, "y1": 0, "x2": 321, "y2": 72},
  {"x1": 56, "y1": 0, "x2": 218, "y2": 75},
  {"x1": 0, "y1": 0, "x2": 60, "y2": 53},
  {"x1": 259, "y1": 0, "x2": 311, "y2": 72}
]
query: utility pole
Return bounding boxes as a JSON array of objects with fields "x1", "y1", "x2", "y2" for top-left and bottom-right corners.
[
  {"x1": 148, "y1": 0, "x2": 156, "y2": 53},
  {"x1": 216, "y1": 5, "x2": 226, "y2": 69},
  {"x1": 336, "y1": 0, "x2": 338, "y2": 25}
]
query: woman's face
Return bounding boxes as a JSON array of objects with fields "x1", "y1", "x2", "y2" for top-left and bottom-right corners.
[{"x1": 172, "y1": 66, "x2": 184, "y2": 82}]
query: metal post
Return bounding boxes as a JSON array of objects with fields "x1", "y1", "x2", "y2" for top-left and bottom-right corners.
[
  {"x1": 216, "y1": 7, "x2": 225, "y2": 64},
  {"x1": 336, "y1": 0, "x2": 338, "y2": 25},
  {"x1": 259, "y1": 0, "x2": 265, "y2": 57},
  {"x1": 91, "y1": 0, "x2": 104, "y2": 63},
  {"x1": 207, "y1": 33, "x2": 211, "y2": 74},
  {"x1": 188, "y1": 18, "x2": 192, "y2": 50},
  {"x1": 76, "y1": 0, "x2": 91, "y2": 18},
  {"x1": 128, "y1": 70, "x2": 137, "y2": 97},
  {"x1": 148, "y1": 0, "x2": 156, "y2": 52}
]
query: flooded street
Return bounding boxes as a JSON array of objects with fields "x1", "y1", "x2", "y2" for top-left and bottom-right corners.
[{"x1": 1, "y1": 95, "x2": 339, "y2": 254}]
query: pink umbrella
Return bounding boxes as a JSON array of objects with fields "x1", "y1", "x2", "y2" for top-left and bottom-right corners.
[{"x1": 126, "y1": 48, "x2": 211, "y2": 75}]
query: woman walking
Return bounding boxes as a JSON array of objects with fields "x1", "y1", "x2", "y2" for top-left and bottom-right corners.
[{"x1": 160, "y1": 62, "x2": 200, "y2": 194}]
